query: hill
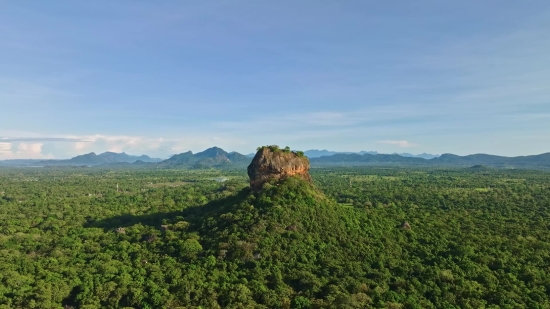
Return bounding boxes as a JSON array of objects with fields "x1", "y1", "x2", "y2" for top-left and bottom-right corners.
[
  {"x1": 433, "y1": 152, "x2": 550, "y2": 167},
  {"x1": 38, "y1": 152, "x2": 162, "y2": 166},
  {"x1": 84, "y1": 149, "x2": 392, "y2": 307},
  {"x1": 88, "y1": 176, "x2": 382, "y2": 308},
  {"x1": 29, "y1": 147, "x2": 250, "y2": 169},
  {"x1": 158, "y1": 147, "x2": 250, "y2": 169}
]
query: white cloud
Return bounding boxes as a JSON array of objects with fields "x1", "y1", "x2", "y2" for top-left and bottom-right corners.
[
  {"x1": 17, "y1": 143, "x2": 44, "y2": 156},
  {"x1": 0, "y1": 137, "x2": 88, "y2": 142},
  {"x1": 0, "y1": 143, "x2": 12, "y2": 155},
  {"x1": 0, "y1": 142, "x2": 55, "y2": 160},
  {"x1": 68, "y1": 134, "x2": 245, "y2": 156},
  {"x1": 0, "y1": 133, "x2": 249, "y2": 159},
  {"x1": 378, "y1": 140, "x2": 417, "y2": 148}
]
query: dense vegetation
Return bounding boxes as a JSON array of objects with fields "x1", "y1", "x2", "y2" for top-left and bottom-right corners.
[
  {"x1": 256, "y1": 145, "x2": 305, "y2": 157},
  {"x1": 0, "y1": 166, "x2": 550, "y2": 308}
]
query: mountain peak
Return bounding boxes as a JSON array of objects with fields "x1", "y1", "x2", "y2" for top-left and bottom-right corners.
[
  {"x1": 159, "y1": 147, "x2": 250, "y2": 168},
  {"x1": 195, "y1": 146, "x2": 229, "y2": 158}
]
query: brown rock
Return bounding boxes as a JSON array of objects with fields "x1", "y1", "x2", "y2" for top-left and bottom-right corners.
[{"x1": 247, "y1": 146, "x2": 312, "y2": 191}]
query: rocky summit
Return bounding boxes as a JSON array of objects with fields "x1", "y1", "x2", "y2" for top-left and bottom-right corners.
[{"x1": 247, "y1": 146, "x2": 312, "y2": 191}]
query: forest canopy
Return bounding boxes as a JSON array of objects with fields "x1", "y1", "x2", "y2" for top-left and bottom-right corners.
[{"x1": 0, "y1": 166, "x2": 549, "y2": 308}]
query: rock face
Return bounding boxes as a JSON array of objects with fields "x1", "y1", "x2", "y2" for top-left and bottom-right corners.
[{"x1": 247, "y1": 147, "x2": 312, "y2": 191}]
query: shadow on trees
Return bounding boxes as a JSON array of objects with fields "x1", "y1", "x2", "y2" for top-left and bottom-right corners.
[{"x1": 83, "y1": 187, "x2": 251, "y2": 231}]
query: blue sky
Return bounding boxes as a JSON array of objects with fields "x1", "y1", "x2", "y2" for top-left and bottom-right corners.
[{"x1": 1, "y1": 1, "x2": 549, "y2": 159}]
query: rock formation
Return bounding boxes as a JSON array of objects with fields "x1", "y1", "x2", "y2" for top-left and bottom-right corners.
[{"x1": 247, "y1": 146, "x2": 312, "y2": 191}]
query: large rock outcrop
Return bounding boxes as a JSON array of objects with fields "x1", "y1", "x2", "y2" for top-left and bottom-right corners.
[{"x1": 247, "y1": 146, "x2": 312, "y2": 191}]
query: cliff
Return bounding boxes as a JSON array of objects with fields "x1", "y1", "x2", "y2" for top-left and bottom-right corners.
[{"x1": 247, "y1": 146, "x2": 312, "y2": 191}]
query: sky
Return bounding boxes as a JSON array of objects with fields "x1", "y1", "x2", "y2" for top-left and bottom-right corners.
[{"x1": 1, "y1": 1, "x2": 549, "y2": 159}]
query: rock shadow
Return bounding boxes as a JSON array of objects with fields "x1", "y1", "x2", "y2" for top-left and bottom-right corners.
[{"x1": 84, "y1": 187, "x2": 251, "y2": 232}]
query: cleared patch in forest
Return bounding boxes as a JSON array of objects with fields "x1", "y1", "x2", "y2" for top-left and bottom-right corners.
[
  {"x1": 147, "y1": 181, "x2": 189, "y2": 188},
  {"x1": 473, "y1": 188, "x2": 491, "y2": 192},
  {"x1": 338, "y1": 203, "x2": 354, "y2": 208},
  {"x1": 444, "y1": 187, "x2": 493, "y2": 193},
  {"x1": 350, "y1": 175, "x2": 402, "y2": 182}
]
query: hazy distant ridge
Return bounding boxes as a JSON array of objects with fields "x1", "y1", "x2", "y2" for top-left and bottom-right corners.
[
  {"x1": 2, "y1": 148, "x2": 549, "y2": 169},
  {"x1": 310, "y1": 152, "x2": 550, "y2": 168},
  {"x1": 36, "y1": 152, "x2": 162, "y2": 166},
  {"x1": 303, "y1": 149, "x2": 438, "y2": 159}
]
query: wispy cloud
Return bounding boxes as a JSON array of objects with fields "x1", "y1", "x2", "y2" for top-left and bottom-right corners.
[
  {"x1": 378, "y1": 140, "x2": 418, "y2": 148},
  {"x1": 0, "y1": 78, "x2": 77, "y2": 100},
  {"x1": 0, "y1": 137, "x2": 90, "y2": 142}
]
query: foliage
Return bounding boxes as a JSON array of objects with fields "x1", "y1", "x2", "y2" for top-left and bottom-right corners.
[
  {"x1": 257, "y1": 145, "x2": 281, "y2": 152},
  {"x1": 256, "y1": 146, "x2": 306, "y2": 158},
  {"x1": 0, "y1": 166, "x2": 549, "y2": 308}
]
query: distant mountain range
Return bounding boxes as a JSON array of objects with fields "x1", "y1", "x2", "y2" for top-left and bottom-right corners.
[
  {"x1": 303, "y1": 149, "x2": 376, "y2": 157},
  {"x1": 0, "y1": 159, "x2": 41, "y2": 166},
  {"x1": 309, "y1": 152, "x2": 550, "y2": 168},
  {"x1": 0, "y1": 152, "x2": 163, "y2": 167},
  {"x1": 35, "y1": 152, "x2": 162, "y2": 166},
  {"x1": 1, "y1": 147, "x2": 549, "y2": 169},
  {"x1": 303, "y1": 149, "x2": 439, "y2": 159},
  {"x1": 245, "y1": 150, "x2": 438, "y2": 159}
]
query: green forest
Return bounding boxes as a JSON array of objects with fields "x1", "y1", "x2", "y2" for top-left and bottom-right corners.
[{"x1": 1, "y1": 166, "x2": 550, "y2": 308}]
